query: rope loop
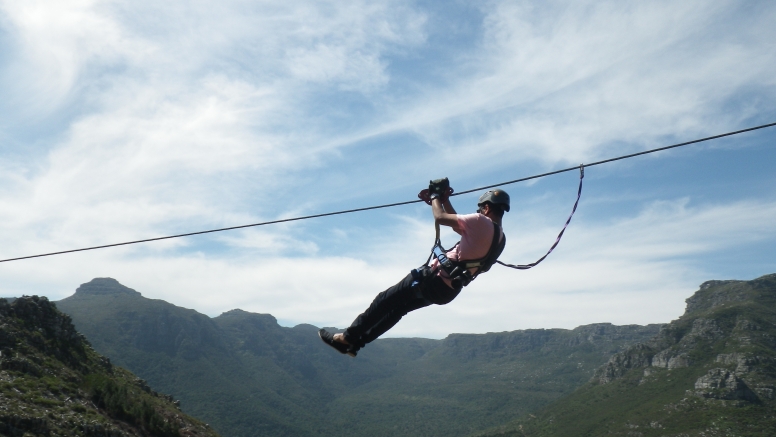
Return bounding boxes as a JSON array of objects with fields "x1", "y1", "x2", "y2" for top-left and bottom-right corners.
[{"x1": 496, "y1": 164, "x2": 584, "y2": 270}]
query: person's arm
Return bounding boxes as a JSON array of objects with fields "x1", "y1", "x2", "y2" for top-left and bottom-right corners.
[
  {"x1": 432, "y1": 198, "x2": 458, "y2": 228},
  {"x1": 441, "y1": 196, "x2": 457, "y2": 215}
]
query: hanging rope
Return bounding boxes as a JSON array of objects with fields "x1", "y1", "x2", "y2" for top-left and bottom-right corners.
[{"x1": 496, "y1": 165, "x2": 584, "y2": 270}]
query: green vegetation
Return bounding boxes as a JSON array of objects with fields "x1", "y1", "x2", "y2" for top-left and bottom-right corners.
[
  {"x1": 57, "y1": 278, "x2": 661, "y2": 437},
  {"x1": 0, "y1": 295, "x2": 220, "y2": 437},
  {"x1": 474, "y1": 274, "x2": 776, "y2": 437},
  {"x1": 83, "y1": 373, "x2": 180, "y2": 437},
  {"x1": 18, "y1": 273, "x2": 776, "y2": 436}
]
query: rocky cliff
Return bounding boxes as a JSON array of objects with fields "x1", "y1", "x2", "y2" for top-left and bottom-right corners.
[
  {"x1": 477, "y1": 273, "x2": 776, "y2": 437},
  {"x1": 0, "y1": 295, "x2": 220, "y2": 437},
  {"x1": 594, "y1": 274, "x2": 776, "y2": 404}
]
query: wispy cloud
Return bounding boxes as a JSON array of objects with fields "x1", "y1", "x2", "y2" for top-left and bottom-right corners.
[
  {"x1": 1, "y1": 0, "x2": 774, "y2": 338},
  {"x1": 0, "y1": 0, "x2": 428, "y2": 254},
  {"x1": 5, "y1": 196, "x2": 774, "y2": 339},
  {"x1": 355, "y1": 0, "x2": 776, "y2": 167}
]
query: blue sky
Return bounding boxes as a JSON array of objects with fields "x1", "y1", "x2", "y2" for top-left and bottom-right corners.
[{"x1": 1, "y1": 0, "x2": 775, "y2": 338}]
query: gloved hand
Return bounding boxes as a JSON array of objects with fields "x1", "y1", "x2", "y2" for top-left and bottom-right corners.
[
  {"x1": 442, "y1": 186, "x2": 454, "y2": 199},
  {"x1": 428, "y1": 178, "x2": 450, "y2": 199},
  {"x1": 418, "y1": 189, "x2": 432, "y2": 205}
]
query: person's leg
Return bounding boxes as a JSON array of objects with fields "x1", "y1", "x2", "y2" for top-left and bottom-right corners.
[
  {"x1": 421, "y1": 276, "x2": 461, "y2": 305},
  {"x1": 353, "y1": 295, "x2": 431, "y2": 348},
  {"x1": 343, "y1": 272, "x2": 430, "y2": 349}
]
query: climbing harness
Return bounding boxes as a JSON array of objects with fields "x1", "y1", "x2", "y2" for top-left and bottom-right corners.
[
  {"x1": 427, "y1": 221, "x2": 506, "y2": 290},
  {"x1": 427, "y1": 165, "x2": 584, "y2": 284}
]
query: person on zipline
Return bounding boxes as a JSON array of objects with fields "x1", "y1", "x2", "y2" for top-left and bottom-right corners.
[{"x1": 319, "y1": 178, "x2": 509, "y2": 357}]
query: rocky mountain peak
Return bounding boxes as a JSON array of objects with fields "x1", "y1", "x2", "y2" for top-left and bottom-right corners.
[
  {"x1": 73, "y1": 277, "x2": 141, "y2": 297},
  {"x1": 434, "y1": 274, "x2": 776, "y2": 437},
  {"x1": 684, "y1": 279, "x2": 753, "y2": 315},
  {"x1": 216, "y1": 309, "x2": 278, "y2": 325},
  {"x1": 219, "y1": 308, "x2": 250, "y2": 317},
  {"x1": 594, "y1": 274, "x2": 776, "y2": 402}
]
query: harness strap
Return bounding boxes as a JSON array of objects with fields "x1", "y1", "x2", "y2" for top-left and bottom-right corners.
[
  {"x1": 424, "y1": 222, "x2": 443, "y2": 267},
  {"x1": 458, "y1": 222, "x2": 504, "y2": 276},
  {"x1": 429, "y1": 221, "x2": 505, "y2": 289},
  {"x1": 496, "y1": 164, "x2": 584, "y2": 270},
  {"x1": 475, "y1": 223, "x2": 506, "y2": 274}
]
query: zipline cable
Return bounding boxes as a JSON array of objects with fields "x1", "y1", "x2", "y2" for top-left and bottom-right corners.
[
  {"x1": 453, "y1": 121, "x2": 776, "y2": 195},
  {"x1": 1, "y1": 121, "x2": 774, "y2": 264}
]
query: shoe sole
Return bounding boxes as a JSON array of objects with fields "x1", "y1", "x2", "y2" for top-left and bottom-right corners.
[{"x1": 319, "y1": 330, "x2": 356, "y2": 357}]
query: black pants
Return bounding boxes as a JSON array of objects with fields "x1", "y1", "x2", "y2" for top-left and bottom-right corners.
[{"x1": 343, "y1": 268, "x2": 460, "y2": 350}]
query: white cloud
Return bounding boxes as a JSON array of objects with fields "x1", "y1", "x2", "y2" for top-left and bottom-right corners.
[
  {"x1": 1, "y1": 0, "x2": 775, "y2": 341},
  {"x1": 0, "y1": 0, "x2": 143, "y2": 115},
  {"x1": 4, "y1": 196, "x2": 774, "y2": 340},
  {"x1": 0, "y1": 0, "x2": 428, "y2": 259},
  {"x1": 355, "y1": 0, "x2": 776, "y2": 169}
]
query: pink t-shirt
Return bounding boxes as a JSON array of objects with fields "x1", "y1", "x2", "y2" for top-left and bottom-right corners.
[{"x1": 430, "y1": 213, "x2": 502, "y2": 287}]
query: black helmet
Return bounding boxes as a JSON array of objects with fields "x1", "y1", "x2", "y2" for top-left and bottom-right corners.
[{"x1": 478, "y1": 189, "x2": 510, "y2": 212}]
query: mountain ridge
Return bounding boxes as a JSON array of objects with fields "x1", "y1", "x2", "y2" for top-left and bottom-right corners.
[
  {"x1": 56, "y1": 277, "x2": 661, "y2": 437},
  {"x1": 475, "y1": 273, "x2": 776, "y2": 437},
  {"x1": 0, "y1": 295, "x2": 220, "y2": 437}
]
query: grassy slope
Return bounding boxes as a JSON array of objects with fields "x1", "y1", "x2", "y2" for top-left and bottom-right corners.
[
  {"x1": 0, "y1": 296, "x2": 220, "y2": 437},
  {"x1": 475, "y1": 274, "x2": 776, "y2": 437},
  {"x1": 328, "y1": 328, "x2": 659, "y2": 436}
]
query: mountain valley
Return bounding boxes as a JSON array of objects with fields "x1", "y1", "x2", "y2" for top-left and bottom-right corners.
[{"x1": 56, "y1": 278, "x2": 661, "y2": 437}]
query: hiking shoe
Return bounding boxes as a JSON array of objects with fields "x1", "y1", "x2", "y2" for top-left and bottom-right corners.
[{"x1": 318, "y1": 329, "x2": 356, "y2": 357}]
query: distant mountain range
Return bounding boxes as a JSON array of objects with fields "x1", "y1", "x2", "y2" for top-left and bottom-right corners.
[
  {"x1": 475, "y1": 274, "x2": 776, "y2": 436},
  {"x1": 0, "y1": 295, "x2": 219, "y2": 437},
  {"x1": 55, "y1": 278, "x2": 660, "y2": 437}
]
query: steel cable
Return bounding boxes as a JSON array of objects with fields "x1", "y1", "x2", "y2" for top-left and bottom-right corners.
[{"x1": 1, "y1": 121, "x2": 774, "y2": 263}]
